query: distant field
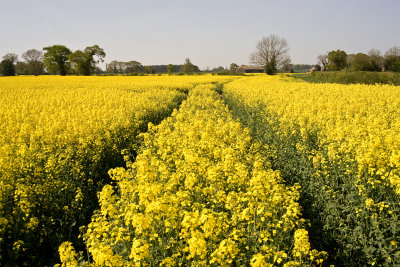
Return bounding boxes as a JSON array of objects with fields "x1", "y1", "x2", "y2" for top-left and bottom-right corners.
[
  {"x1": 1, "y1": 75, "x2": 400, "y2": 266},
  {"x1": 290, "y1": 71, "x2": 400, "y2": 85}
]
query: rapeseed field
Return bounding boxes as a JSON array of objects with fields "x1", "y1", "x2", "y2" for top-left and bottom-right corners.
[{"x1": 1, "y1": 75, "x2": 399, "y2": 266}]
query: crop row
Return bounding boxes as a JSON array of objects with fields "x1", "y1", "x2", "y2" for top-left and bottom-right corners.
[{"x1": 224, "y1": 75, "x2": 400, "y2": 265}]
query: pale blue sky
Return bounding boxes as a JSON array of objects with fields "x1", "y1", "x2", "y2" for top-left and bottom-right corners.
[{"x1": 1, "y1": 0, "x2": 399, "y2": 69}]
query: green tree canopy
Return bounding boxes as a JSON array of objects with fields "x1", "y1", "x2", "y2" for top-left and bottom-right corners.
[
  {"x1": 43, "y1": 45, "x2": 72, "y2": 75},
  {"x1": 16, "y1": 62, "x2": 28, "y2": 75},
  {"x1": 327, "y1": 50, "x2": 348, "y2": 71},
  {"x1": 181, "y1": 58, "x2": 199, "y2": 73},
  {"x1": 143, "y1": 66, "x2": 156, "y2": 74},
  {"x1": 265, "y1": 56, "x2": 277, "y2": 75},
  {"x1": 69, "y1": 45, "x2": 105, "y2": 75},
  {"x1": 212, "y1": 66, "x2": 225, "y2": 73},
  {"x1": 313, "y1": 64, "x2": 322, "y2": 71},
  {"x1": 350, "y1": 53, "x2": 374, "y2": 71},
  {"x1": 0, "y1": 53, "x2": 17, "y2": 76},
  {"x1": 0, "y1": 59, "x2": 15, "y2": 76},
  {"x1": 167, "y1": 64, "x2": 175, "y2": 74},
  {"x1": 126, "y1": 61, "x2": 143, "y2": 73},
  {"x1": 230, "y1": 63, "x2": 238, "y2": 73},
  {"x1": 368, "y1": 49, "x2": 384, "y2": 72},
  {"x1": 106, "y1": 60, "x2": 142, "y2": 74}
]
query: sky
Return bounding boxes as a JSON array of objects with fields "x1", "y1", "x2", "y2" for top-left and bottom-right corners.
[{"x1": 1, "y1": 0, "x2": 400, "y2": 70}]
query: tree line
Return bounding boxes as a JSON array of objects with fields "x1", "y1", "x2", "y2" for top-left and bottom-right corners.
[
  {"x1": 106, "y1": 59, "x2": 200, "y2": 75},
  {"x1": 316, "y1": 47, "x2": 400, "y2": 72},
  {"x1": 248, "y1": 34, "x2": 400, "y2": 75},
  {"x1": 0, "y1": 45, "x2": 106, "y2": 76},
  {"x1": 0, "y1": 44, "x2": 202, "y2": 76}
]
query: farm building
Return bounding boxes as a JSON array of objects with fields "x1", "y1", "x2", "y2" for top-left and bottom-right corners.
[{"x1": 236, "y1": 65, "x2": 264, "y2": 73}]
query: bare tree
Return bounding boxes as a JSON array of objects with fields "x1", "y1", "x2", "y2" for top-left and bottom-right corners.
[
  {"x1": 317, "y1": 54, "x2": 329, "y2": 70},
  {"x1": 2, "y1": 53, "x2": 18, "y2": 64},
  {"x1": 22, "y1": 49, "x2": 44, "y2": 75},
  {"x1": 384, "y1": 46, "x2": 400, "y2": 72},
  {"x1": 368, "y1": 49, "x2": 383, "y2": 71},
  {"x1": 22, "y1": 49, "x2": 43, "y2": 62},
  {"x1": 250, "y1": 34, "x2": 290, "y2": 75},
  {"x1": 385, "y1": 46, "x2": 400, "y2": 57},
  {"x1": 281, "y1": 56, "x2": 292, "y2": 72},
  {"x1": 106, "y1": 60, "x2": 125, "y2": 74}
]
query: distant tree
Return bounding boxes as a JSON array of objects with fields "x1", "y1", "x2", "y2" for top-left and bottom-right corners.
[
  {"x1": 327, "y1": 50, "x2": 347, "y2": 71},
  {"x1": 0, "y1": 59, "x2": 15, "y2": 76},
  {"x1": 167, "y1": 64, "x2": 175, "y2": 75},
  {"x1": 144, "y1": 66, "x2": 156, "y2": 74},
  {"x1": 230, "y1": 63, "x2": 238, "y2": 73},
  {"x1": 22, "y1": 49, "x2": 44, "y2": 75},
  {"x1": 0, "y1": 53, "x2": 17, "y2": 76},
  {"x1": 393, "y1": 61, "x2": 400, "y2": 72},
  {"x1": 152, "y1": 65, "x2": 182, "y2": 74},
  {"x1": 292, "y1": 64, "x2": 313, "y2": 72},
  {"x1": 181, "y1": 58, "x2": 199, "y2": 73},
  {"x1": 250, "y1": 34, "x2": 290, "y2": 75},
  {"x1": 368, "y1": 49, "x2": 384, "y2": 71},
  {"x1": 43, "y1": 45, "x2": 72, "y2": 75},
  {"x1": 280, "y1": 57, "x2": 292, "y2": 72},
  {"x1": 212, "y1": 66, "x2": 225, "y2": 73},
  {"x1": 106, "y1": 60, "x2": 125, "y2": 74},
  {"x1": 3, "y1": 53, "x2": 18, "y2": 64},
  {"x1": 69, "y1": 45, "x2": 105, "y2": 75},
  {"x1": 350, "y1": 53, "x2": 373, "y2": 71},
  {"x1": 346, "y1": 54, "x2": 354, "y2": 68},
  {"x1": 313, "y1": 64, "x2": 322, "y2": 71},
  {"x1": 317, "y1": 54, "x2": 329, "y2": 70},
  {"x1": 126, "y1": 61, "x2": 143, "y2": 73},
  {"x1": 68, "y1": 50, "x2": 87, "y2": 75},
  {"x1": 265, "y1": 56, "x2": 277, "y2": 75},
  {"x1": 16, "y1": 62, "x2": 29, "y2": 75},
  {"x1": 22, "y1": 49, "x2": 43, "y2": 63},
  {"x1": 385, "y1": 46, "x2": 400, "y2": 57},
  {"x1": 107, "y1": 62, "x2": 178, "y2": 74},
  {"x1": 384, "y1": 46, "x2": 400, "y2": 72},
  {"x1": 94, "y1": 66, "x2": 104, "y2": 74}
]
